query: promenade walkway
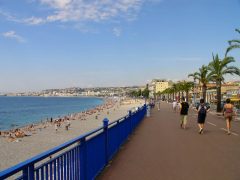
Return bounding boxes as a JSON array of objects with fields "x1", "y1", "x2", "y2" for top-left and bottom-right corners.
[{"x1": 98, "y1": 101, "x2": 240, "y2": 180}]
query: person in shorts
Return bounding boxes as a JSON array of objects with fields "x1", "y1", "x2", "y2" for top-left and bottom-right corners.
[
  {"x1": 179, "y1": 97, "x2": 189, "y2": 129},
  {"x1": 197, "y1": 99, "x2": 210, "y2": 134},
  {"x1": 222, "y1": 98, "x2": 235, "y2": 135}
]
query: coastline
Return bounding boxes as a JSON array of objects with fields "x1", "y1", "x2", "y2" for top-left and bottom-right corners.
[
  {"x1": 0, "y1": 96, "x2": 104, "y2": 131},
  {"x1": 0, "y1": 98, "x2": 144, "y2": 171}
]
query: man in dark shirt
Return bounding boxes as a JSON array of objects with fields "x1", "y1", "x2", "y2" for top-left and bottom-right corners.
[{"x1": 180, "y1": 97, "x2": 189, "y2": 129}]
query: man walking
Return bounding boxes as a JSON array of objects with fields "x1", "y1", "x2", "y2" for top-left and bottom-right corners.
[
  {"x1": 179, "y1": 97, "x2": 189, "y2": 129},
  {"x1": 157, "y1": 99, "x2": 161, "y2": 111}
]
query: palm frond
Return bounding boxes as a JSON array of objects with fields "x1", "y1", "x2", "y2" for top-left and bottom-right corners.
[
  {"x1": 221, "y1": 56, "x2": 235, "y2": 68},
  {"x1": 225, "y1": 45, "x2": 240, "y2": 56},
  {"x1": 228, "y1": 39, "x2": 240, "y2": 45},
  {"x1": 235, "y1": 28, "x2": 240, "y2": 34},
  {"x1": 222, "y1": 66, "x2": 240, "y2": 76}
]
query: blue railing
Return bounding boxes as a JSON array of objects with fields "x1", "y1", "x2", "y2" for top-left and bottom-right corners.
[{"x1": 0, "y1": 105, "x2": 147, "y2": 180}]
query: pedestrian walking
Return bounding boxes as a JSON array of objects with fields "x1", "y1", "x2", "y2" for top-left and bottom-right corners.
[
  {"x1": 172, "y1": 99, "x2": 177, "y2": 112},
  {"x1": 179, "y1": 97, "x2": 189, "y2": 129},
  {"x1": 222, "y1": 98, "x2": 236, "y2": 135},
  {"x1": 157, "y1": 99, "x2": 161, "y2": 110},
  {"x1": 197, "y1": 99, "x2": 210, "y2": 134}
]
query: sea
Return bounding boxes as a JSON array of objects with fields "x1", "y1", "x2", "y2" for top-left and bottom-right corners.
[{"x1": 0, "y1": 96, "x2": 104, "y2": 131}]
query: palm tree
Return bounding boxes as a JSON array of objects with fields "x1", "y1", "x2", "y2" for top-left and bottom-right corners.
[
  {"x1": 188, "y1": 65, "x2": 210, "y2": 102},
  {"x1": 162, "y1": 88, "x2": 171, "y2": 101},
  {"x1": 208, "y1": 54, "x2": 240, "y2": 112},
  {"x1": 172, "y1": 83, "x2": 178, "y2": 100},
  {"x1": 225, "y1": 28, "x2": 240, "y2": 56},
  {"x1": 176, "y1": 82, "x2": 183, "y2": 100},
  {"x1": 181, "y1": 81, "x2": 194, "y2": 102}
]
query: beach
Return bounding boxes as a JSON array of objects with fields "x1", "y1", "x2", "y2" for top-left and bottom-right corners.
[{"x1": 0, "y1": 98, "x2": 144, "y2": 171}]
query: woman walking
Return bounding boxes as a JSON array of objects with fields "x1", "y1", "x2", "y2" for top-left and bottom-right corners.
[
  {"x1": 222, "y1": 98, "x2": 235, "y2": 135},
  {"x1": 197, "y1": 99, "x2": 209, "y2": 134}
]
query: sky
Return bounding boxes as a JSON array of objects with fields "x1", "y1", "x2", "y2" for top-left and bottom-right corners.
[{"x1": 0, "y1": 0, "x2": 240, "y2": 92}]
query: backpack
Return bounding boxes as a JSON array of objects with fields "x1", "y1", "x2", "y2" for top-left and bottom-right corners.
[{"x1": 199, "y1": 105, "x2": 207, "y2": 116}]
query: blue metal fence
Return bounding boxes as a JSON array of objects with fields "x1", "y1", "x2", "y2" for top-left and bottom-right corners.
[{"x1": 0, "y1": 104, "x2": 147, "y2": 180}]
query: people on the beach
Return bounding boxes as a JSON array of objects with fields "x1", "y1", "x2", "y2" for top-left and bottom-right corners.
[
  {"x1": 1, "y1": 98, "x2": 140, "y2": 142},
  {"x1": 222, "y1": 98, "x2": 235, "y2": 135},
  {"x1": 197, "y1": 99, "x2": 210, "y2": 134},
  {"x1": 179, "y1": 97, "x2": 189, "y2": 129},
  {"x1": 54, "y1": 122, "x2": 58, "y2": 132},
  {"x1": 65, "y1": 119, "x2": 71, "y2": 131}
]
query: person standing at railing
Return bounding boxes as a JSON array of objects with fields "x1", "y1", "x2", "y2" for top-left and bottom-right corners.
[
  {"x1": 222, "y1": 98, "x2": 236, "y2": 135},
  {"x1": 179, "y1": 97, "x2": 189, "y2": 129}
]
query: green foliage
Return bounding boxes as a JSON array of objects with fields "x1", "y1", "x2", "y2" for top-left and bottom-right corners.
[
  {"x1": 129, "y1": 89, "x2": 142, "y2": 97},
  {"x1": 208, "y1": 54, "x2": 240, "y2": 82},
  {"x1": 226, "y1": 28, "x2": 240, "y2": 56},
  {"x1": 208, "y1": 54, "x2": 240, "y2": 112},
  {"x1": 142, "y1": 87, "x2": 150, "y2": 99}
]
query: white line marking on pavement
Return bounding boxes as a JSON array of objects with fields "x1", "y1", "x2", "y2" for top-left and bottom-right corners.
[
  {"x1": 207, "y1": 122, "x2": 217, "y2": 126},
  {"x1": 220, "y1": 128, "x2": 239, "y2": 136},
  {"x1": 232, "y1": 132, "x2": 239, "y2": 136}
]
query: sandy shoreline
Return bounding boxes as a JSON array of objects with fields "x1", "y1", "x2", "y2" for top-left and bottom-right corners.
[{"x1": 0, "y1": 98, "x2": 144, "y2": 171}]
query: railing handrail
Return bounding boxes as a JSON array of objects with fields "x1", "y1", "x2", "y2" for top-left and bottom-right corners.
[{"x1": 0, "y1": 104, "x2": 146, "y2": 179}]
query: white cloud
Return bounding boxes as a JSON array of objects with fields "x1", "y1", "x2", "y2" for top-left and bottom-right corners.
[
  {"x1": 2, "y1": 31, "x2": 26, "y2": 43},
  {"x1": 1, "y1": 0, "x2": 163, "y2": 26},
  {"x1": 22, "y1": 0, "x2": 145, "y2": 25},
  {"x1": 113, "y1": 27, "x2": 122, "y2": 37},
  {"x1": 23, "y1": 16, "x2": 46, "y2": 25},
  {"x1": 44, "y1": 0, "x2": 142, "y2": 22}
]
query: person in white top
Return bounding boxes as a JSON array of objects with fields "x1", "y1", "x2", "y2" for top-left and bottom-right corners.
[{"x1": 172, "y1": 99, "x2": 177, "y2": 112}]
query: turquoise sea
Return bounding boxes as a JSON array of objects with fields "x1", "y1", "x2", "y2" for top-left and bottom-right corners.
[{"x1": 0, "y1": 96, "x2": 104, "y2": 131}]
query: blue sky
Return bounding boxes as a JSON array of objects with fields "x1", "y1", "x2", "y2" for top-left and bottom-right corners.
[{"x1": 0, "y1": 0, "x2": 240, "y2": 92}]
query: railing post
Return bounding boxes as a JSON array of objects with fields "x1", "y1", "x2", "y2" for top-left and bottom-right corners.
[
  {"x1": 128, "y1": 110, "x2": 132, "y2": 132},
  {"x1": 144, "y1": 104, "x2": 147, "y2": 115},
  {"x1": 80, "y1": 137, "x2": 87, "y2": 180},
  {"x1": 103, "y1": 118, "x2": 109, "y2": 165},
  {"x1": 23, "y1": 164, "x2": 34, "y2": 180}
]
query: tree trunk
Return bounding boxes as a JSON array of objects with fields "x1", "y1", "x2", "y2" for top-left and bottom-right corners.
[
  {"x1": 202, "y1": 84, "x2": 207, "y2": 102},
  {"x1": 186, "y1": 90, "x2": 189, "y2": 102},
  {"x1": 216, "y1": 81, "x2": 222, "y2": 112}
]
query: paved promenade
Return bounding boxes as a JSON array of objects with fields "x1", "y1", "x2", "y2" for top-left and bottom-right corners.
[{"x1": 98, "y1": 101, "x2": 240, "y2": 180}]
